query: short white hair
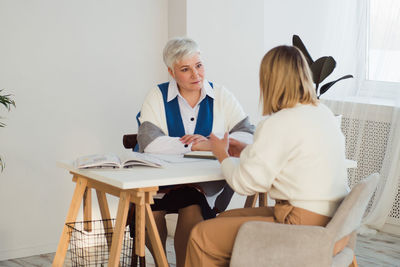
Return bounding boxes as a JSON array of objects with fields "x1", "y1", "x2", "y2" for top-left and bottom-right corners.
[{"x1": 163, "y1": 37, "x2": 201, "y2": 69}]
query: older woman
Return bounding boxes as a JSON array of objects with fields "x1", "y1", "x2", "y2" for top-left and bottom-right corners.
[
  {"x1": 184, "y1": 45, "x2": 350, "y2": 267},
  {"x1": 135, "y1": 37, "x2": 254, "y2": 266}
]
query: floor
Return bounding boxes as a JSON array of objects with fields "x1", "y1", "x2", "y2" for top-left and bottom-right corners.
[{"x1": 0, "y1": 232, "x2": 399, "y2": 267}]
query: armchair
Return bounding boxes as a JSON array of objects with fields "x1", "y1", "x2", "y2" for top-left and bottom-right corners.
[{"x1": 230, "y1": 173, "x2": 380, "y2": 267}]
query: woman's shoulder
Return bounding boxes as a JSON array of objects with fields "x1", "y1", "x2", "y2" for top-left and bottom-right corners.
[
  {"x1": 255, "y1": 106, "x2": 313, "y2": 137},
  {"x1": 264, "y1": 103, "x2": 336, "y2": 132},
  {"x1": 210, "y1": 82, "x2": 236, "y2": 99},
  {"x1": 274, "y1": 103, "x2": 331, "y2": 117},
  {"x1": 148, "y1": 84, "x2": 165, "y2": 96},
  {"x1": 260, "y1": 104, "x2": 313, "y2": 127},
  {"x1": 142, "y1": 84, "x2": 164, "y2": 105},
  {"x1": 317, "y1": 102, "x2": 335, "y2": 115}
]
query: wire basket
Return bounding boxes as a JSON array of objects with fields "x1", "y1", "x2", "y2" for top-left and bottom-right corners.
[{"x1": 66, "y1": 219, "x2": 134, "y2": 267}]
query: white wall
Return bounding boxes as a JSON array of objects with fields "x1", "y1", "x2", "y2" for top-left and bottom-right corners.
[
  {"x1": 187, "y1": 0, "x2": 265, "y2": 125},
  {"x1": 168, "y1": 0, "x2": 187, "y2": 38},
  {"x1": 184, "y1": 0, "x2": 265, "y2": 209},
  {"x1": 263, "y1": 0, "x2": 359, "y2": 98},
  {"x1": 0, "y1": 0, "x2": 168, "y2": 260}
]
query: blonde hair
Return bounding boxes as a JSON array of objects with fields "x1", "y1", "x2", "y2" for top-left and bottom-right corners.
[{"x1": 259, "y1": 45, "x2": 317, "y2": 116}]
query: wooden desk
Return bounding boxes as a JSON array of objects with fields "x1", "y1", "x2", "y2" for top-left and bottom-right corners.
[
  {"x1": 53, "y1": 160, "x2": 225, "y2": 267},
  {"x1": 53, "y1": 158, "x2": 357, "y2": 265}
]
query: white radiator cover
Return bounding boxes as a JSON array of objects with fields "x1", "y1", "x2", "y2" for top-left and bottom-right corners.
[{"x1": 323, "y1": 99, "x2": 400, "y2": 231}]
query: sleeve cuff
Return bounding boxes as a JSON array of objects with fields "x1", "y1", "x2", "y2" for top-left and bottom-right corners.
[
  {"x1": 229, "y1": 131, "x2": 254, "y2": 144},
  {"x1": 220, "y1": 157, "x2": 237, "y2": 184},
  {"x1": 185, "y1": 143, "x2": 193, "y2": 153}
]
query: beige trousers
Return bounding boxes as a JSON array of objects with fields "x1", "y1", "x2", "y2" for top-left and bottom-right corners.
[{"x1": 184, "y1": 201, "x2": 331, "y2": 267}]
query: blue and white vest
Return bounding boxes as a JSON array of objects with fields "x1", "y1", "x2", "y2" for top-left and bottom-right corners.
[
  {"x1": 157, "y1": 81, "x2": 214, "y2": 137},
  {"x1": 134, "y1": 81, "x2": 214, "y2": 151}
]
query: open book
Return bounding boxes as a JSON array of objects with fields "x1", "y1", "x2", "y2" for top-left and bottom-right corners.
[
  {"x1": 183, "y1": 151, "x2": 216, "y2": 160},
  {"x1": 74, "y1": 152, "x2": 165, "y2": 169}
]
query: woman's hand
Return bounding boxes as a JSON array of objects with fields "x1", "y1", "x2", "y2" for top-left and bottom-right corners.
[
  {"x1": 180, "y1": 134, "x2": 211, "y2": 151},
  {"x1": 191, "y1": 139, "x2": 212, "y2": 151},
  {"x1": 180, "y1": 134, "x2": 207, "y2": 145},
  {"x1": 209, "y1": 133, "x2": 229, "y2": 163},
  {"x1": 228, "y1": 138, "x2": 248, "y2": 157}
]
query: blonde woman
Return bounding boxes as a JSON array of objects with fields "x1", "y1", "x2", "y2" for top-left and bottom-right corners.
[{"x1": 184, "y1": 45, "x2": 350, "y2": 267}]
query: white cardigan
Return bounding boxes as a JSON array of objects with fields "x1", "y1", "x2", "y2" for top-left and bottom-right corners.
[
  {"x1": 221, "y1": 103, "x2": 350, "y2": 217},
  {"x1": 139, "y1": 81, "x2": 253, "y2": 154}
]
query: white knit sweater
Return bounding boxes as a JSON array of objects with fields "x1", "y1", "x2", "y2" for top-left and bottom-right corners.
[{"x1": 221, "y1": 103, "x2": 350, "y2": 217}]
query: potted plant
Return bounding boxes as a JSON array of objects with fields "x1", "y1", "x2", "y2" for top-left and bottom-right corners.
[
  {"x1": 0, "y1": 89, "x2": 15, "y2": 171},
  {"x1": 292, "y1": 35, "x2": 353, "y2": 98}
]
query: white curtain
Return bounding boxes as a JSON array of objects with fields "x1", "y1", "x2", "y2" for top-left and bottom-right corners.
[{"x1": 317, "y1": 0, "x2": 400, "y2": 234}]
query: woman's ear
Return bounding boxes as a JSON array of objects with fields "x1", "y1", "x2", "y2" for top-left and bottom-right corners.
[{"x1": 168, "y1": 67, "x2": 175, "y2": 79}]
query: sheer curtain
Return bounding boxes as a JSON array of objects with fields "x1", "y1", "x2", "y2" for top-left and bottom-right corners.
[{"x1": 318, "y1": 0, "x2": 400, "y2": 235}]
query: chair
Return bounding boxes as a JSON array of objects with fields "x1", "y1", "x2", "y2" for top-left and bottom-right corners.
[
  {"x1": 230, "y1": 173, "x2": 380, "y2": 267},
  {"x1": 123, "y1": 134, "x2": 138, "y2": 150},
  {"x1": 122, "y1": 112, "x2": 141, "y2": 151}
]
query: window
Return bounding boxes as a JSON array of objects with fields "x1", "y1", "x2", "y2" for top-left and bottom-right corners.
[{"x1": 367, "y1": 0, "x2": 400, "y2": 83}]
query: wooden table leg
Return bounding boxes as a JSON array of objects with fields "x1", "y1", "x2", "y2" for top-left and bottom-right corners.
[
  {"x1": 135, "y1": 192, "x2": 146, "y2": 266},
  {"x1": 52, "y1": 177, "x2": 88, "y2": 267},
  {"x1": 96, "y1": 190, "x2": 113, "y2": 249},
  {"x1": 109, "y1": 191, "x2": 131, "y2": 267},
  {"x1": 83, "y1": 188, "x2": 92, "y2": 231},
  {"x1": 145, "y1": 204, "x2": 169, "y2": 267}
]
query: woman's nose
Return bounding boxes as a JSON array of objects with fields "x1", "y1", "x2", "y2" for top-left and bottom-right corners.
[{"x1": 191, "y1": 69, "x2": 199, "y2": 78}]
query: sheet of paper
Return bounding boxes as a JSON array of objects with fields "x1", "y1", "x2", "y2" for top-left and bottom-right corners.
[{"x1": 146, "y1": 153, "x2": 207, "y2": 163}]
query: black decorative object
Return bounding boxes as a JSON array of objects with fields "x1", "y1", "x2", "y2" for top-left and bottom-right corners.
[{"x1": 292, "y1": 35, "x2": 353, "y2": 98}]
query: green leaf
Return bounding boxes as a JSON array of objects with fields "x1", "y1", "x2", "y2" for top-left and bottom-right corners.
[
  {"x1": 319, "y1": 74, "x2": 354, "y2": 96},
  {"x1": 310, "y1": 56, "x2": 336, "y2": 86},
  {"x1": 0, "y1": 90, "x2": 16, "y2": 110},
  {"x1": 292, "y1": 35, "x2": 314, "y2": 66},
  {"x1": 0, "y1": 90, "x2": 15, "y2": 173},
  {"x1": 0, "y1": 115, "x2": 5, "y2": 127}
]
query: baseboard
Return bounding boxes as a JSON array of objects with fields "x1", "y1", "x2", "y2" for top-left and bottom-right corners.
[
  {"x1": 0, "y1": 242, "x2": 57, "y2": 261},
  {"x1": 381, "y1": 219, "x2": 400, "y2": 236}
]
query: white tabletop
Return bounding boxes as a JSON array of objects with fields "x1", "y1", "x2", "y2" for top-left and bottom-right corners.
[
  {"x1": 58, "y1": 158, "x2": 357, "y2": 190},
  {"x1": 57, "y1": 159, "x2": 225, "y2": 189}
]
